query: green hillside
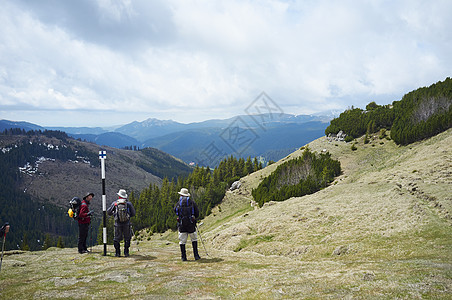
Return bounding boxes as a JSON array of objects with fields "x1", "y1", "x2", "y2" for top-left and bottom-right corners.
[
  {"x1": 1, "y1": 128, "x2": 450, "y2": 299},
  {"x1": 325, "y1": 77, "x2": 452, "y2": 145}
]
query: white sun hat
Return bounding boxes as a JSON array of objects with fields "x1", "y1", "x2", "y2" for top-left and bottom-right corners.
[
  {"x1": 117, "y1": 189, "x2": 128, "y2": 199},
  {"x1": 177, "y1": 188, "x2": 190, "y2": 197}
]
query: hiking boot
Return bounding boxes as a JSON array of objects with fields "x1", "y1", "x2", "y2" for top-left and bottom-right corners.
[
  {"x1": 114, "y1": 241, "x2": 121, "y2": 257},
  {"x1": 180, "y1": 244, "x2": 187, "y2": 261},
  {"x1": 193, "y1": 241, "x2": 201, "y2": 260},
  {"x1": 124, "y1": 240, "x2": 130, "y2": 257}
]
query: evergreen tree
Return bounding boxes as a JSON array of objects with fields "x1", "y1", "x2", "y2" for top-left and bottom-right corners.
[
  {"x1": 21, "y1": 234, "x2": 30, "y2": 251},
  {"x1": 131, "y1": 155, "x2": 262, "y2": 234},
  {"x1": 57, "y1": 236, "x2": 65, "y2": 248},
  {"x1": 251, "y1": 149, "x2": 341, "y2": 207},
  {"x1": 42, "y1": 234, "x2": 53, "y2": 250}
]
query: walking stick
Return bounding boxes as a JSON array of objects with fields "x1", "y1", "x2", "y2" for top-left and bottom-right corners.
[
  {"x1": 0, "y1": 223, "x2": 10, "y2": 272},
  {"x1": 130, "y1": 224, "x2": 140, "y2": 252},
  {"x1": 196, "y1": 222, "x2": 209, "y2": 257},
  {"x1": 90, "y1": 221, "x2": 93, "y2": 253}
]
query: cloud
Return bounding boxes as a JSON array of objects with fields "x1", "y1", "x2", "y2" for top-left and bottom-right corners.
[
  {"x1": 12, "y1": 0, "x2": 176, "y2": 49},
  {"x1": 0, "y1": 0, "x2": 451, "y2": 127}
]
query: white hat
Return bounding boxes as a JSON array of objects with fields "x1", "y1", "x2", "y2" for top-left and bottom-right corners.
[
  {"x1": 117, "y1": 189, "x2": 128, "y2": 199},
  {"x1": 178, "y1": 188, "x2": 190, "y2": 197}
]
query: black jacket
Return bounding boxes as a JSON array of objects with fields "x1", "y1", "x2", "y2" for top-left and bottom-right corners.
[{"x1": 174, "y1": 196, "x2": 199, "y2": 233}]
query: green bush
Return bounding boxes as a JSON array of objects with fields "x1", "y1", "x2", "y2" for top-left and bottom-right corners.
[{"x1": 251, "y1": 149, "x2": 341, "y2": 207}]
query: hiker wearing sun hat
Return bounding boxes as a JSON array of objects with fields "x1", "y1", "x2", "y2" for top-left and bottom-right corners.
[
  {"x1": 107, "y1": 189, "x2": 136, "y2": 257},
  {"x1": 174, "y1": 188, "x2": 201, "y2": 261},
  {"x1": 77, "y1": 192, "x2": 94, "y2": 254}
]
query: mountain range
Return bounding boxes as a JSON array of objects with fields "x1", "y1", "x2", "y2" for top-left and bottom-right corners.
[{"x1": 1, "y1": 113, "x2": 331, "y2": 166}]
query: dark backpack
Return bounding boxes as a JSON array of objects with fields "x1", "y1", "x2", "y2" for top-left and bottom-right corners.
[
  {"x1": 68, "y1": 197, "x2": 82, "y2": 220},
  {"x1": 115, "y1": 199, "x2": 130, "y2": 223},
  {"x1": 175, "y1": 197, "x2": 195, "y2": 227}
]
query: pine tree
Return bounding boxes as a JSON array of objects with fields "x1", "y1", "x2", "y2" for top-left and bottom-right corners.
[
  {"x1": 57, "y1": 236, "x2": 65, "y2": 248},
  {"x1": 21, "y1": 233, "x2": 30, "y2": 251},
  {"x1": 42, "y1": 234, "x2": 53, "y2": 250}
]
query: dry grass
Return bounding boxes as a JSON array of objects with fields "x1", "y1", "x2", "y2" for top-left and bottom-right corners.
[{"x1": 1, "y1": 129, "x2": 451, "y2": 299}]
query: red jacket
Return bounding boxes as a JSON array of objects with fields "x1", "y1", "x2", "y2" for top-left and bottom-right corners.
[{"x1": 77, "y1": 199, "x2": 91, "y2": 224}]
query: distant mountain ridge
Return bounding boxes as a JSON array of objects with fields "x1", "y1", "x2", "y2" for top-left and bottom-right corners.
[
  {"x1": 114, "y1": 118, "x2": 187, "y2": 141},
  {"x1": 142, "y1": 121, "x2": 328, "y2": 165},
  {"x1": 40, "y1": 113, "x2": 329, "y2": 142},
  {"x1": 0, "y1": 120, "x2": 44, "y2": 132},
  {"x1": 70, "y1": 132, "x2": 140, "y2": 148},
  {"x1": 1, "y1": 113, "x2": 330, "y2": 166}
]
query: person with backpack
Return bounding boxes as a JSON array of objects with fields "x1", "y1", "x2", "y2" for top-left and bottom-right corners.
[
  {"x1": 174, "y1": 188, "x2": 200, "y2": 261},
  {"x1": 107, "y1": 189, "x2": 136, "y2": 257},
  {"x1": 78, "y1": 192, "x2": 94, "y2": 254}
]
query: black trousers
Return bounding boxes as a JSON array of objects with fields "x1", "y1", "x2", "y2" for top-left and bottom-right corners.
[
  {"x1": 114, "y1": 222, "x2": 131, "y2": 243},
  {"x1": 78, "y1": 223, "x2": 90, "y2": 252}
]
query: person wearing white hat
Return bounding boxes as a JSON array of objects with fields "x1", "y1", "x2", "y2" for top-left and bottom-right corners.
[
  {"x1": 174, "y1": 188, "x2": 201, "y2": 261},
  {"x1": 107, "y1": 189, "x2": 136, "y2": 257}
]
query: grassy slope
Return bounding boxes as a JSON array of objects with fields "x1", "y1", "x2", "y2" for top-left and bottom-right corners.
[{"x1": 0, "y1": 129, "x2": 451, "y2": 299}]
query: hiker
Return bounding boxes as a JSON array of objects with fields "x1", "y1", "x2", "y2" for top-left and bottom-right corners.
[
  {"x1": 107, "y1": 189, "x2": 136, "y2": 257},
  {"x1": 174, "y1": 188, "x2": 201, "y2": 261},
  {"x1": 78, "y1": 192, "x2": 94, "y2": 254}
]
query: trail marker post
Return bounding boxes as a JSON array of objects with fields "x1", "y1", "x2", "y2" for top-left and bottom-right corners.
[{"x1": 99, "y1": 150, "x2": 107, "y2": 256}]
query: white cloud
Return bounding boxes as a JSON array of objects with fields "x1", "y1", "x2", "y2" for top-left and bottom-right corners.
[{"x1": 0, "y1": 0, "x2": 451, "y2": 127}]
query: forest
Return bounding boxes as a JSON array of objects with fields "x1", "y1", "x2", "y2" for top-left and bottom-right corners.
[
  {"x1": 98, "y1": 155, "x2": 263, "y2": 243},
  {"x1": 0, "y1": 129, "x2": 88, "y2": 250},
  {"x1": 391, "y1": 77, "x2": 452, "y2": 145},
  {"x1": 251, "y1": 148, "x2": 341, "y2": 207},
  {"x1": 325, "y1": 77, "x2": 451, "y2": 145}
]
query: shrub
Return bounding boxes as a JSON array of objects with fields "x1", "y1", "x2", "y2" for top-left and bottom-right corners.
[{"x1": 251, "y1": 149, "x2": 341, "y2": 207}]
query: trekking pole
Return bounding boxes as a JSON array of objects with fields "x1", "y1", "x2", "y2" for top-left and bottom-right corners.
[
  {"x1": 130, "y1": 224, "x2": 139, "y2": 252},
  {"x1": 90, "y1": 221, "x2": 93, "y2": 253},
  {"x1": 196, "y1": 222, "x2": 209, "y2": 257},
  {"x1": 0, "y1": 223, "x2": 10, "y2": 272}
]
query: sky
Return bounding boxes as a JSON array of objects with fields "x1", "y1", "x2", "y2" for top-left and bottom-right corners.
[{"x1": 0, "y1": 0, "x2": 451, "y2": 127}]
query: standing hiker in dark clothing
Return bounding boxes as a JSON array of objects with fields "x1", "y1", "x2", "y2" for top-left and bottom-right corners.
[
  {"x1": 174, "y1": 188, "x2": 201, "y2": 261},
  {"x1": 107, "y1": 189, "x2": 136, "y2": 257},
  {"x1": 78, "y1": 192, "x2": 94, "y2": 254}
]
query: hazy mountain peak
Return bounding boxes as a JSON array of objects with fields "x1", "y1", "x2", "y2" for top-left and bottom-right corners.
[{"x1": 141, "y1": 118, "x2": 181, "y2": 127}]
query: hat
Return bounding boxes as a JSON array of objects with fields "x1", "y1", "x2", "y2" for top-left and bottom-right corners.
[
  {"x1": 83, "y1": 192, "x2": 94, "y2": 200},
  {"x1": 117, "y1": 189, "x2": 128, "y2": 199},
  {"x1": 178, "y1": 188, "x2": 190, "y2": 197}
]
